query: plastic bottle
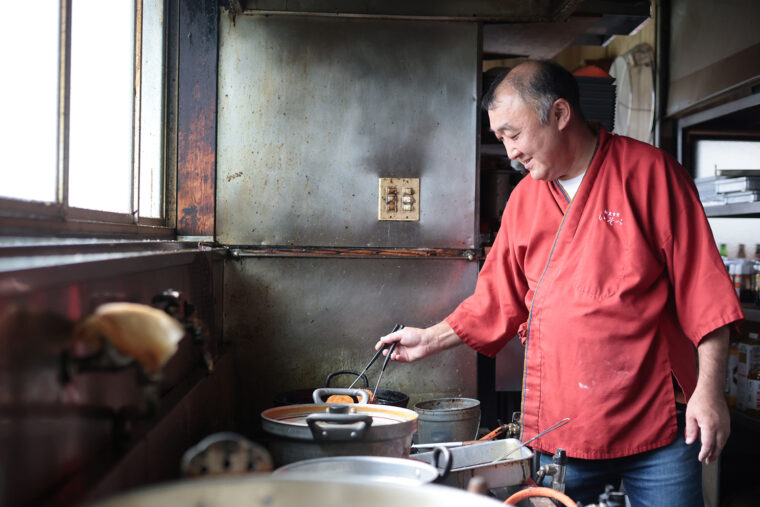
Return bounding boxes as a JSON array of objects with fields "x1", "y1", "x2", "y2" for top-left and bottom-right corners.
[
  {"x1": 728, "y1": 262, "x2": 740, "y2": 297},
  {"x1": 719, "y1": 243, "x2": 728, "y2": 257}
]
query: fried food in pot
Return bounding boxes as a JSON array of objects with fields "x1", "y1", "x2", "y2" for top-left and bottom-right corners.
[{"x1": 326, "y1": 394, "x2": 354, "y2": 404}]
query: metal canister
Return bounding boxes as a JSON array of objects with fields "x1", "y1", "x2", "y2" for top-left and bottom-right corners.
[{"x1": 413, "y1": 398, "x2": 481, "y2": 444}]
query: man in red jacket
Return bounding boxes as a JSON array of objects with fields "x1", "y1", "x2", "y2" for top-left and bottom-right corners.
[{"x1": 376, "y1": 60, "x2": 743, "y2": 505}]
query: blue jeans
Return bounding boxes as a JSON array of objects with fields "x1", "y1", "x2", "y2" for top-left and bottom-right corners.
[{"x1": 537, "y1": 409, "x2": 703, "y2": 506}]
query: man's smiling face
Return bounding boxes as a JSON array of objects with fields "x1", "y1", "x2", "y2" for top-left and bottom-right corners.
[{"x1": 488, "y1": 87, "x2": 566, "y2": 182}]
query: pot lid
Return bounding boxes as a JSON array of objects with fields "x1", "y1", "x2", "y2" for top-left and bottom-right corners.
[{"x1": 261, "y1": 403, "x2": 418, "y2": 442}]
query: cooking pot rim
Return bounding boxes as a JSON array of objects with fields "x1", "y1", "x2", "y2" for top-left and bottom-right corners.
[
  {"x1": 262, "y1": 402, "x2": 418, "y2": 422},
  {"x1": 261, "y1": 402, "x2": 419, "y2": 442},
  {"x1": 413, "y1": 397, "x2": 480, "y2": 412}
]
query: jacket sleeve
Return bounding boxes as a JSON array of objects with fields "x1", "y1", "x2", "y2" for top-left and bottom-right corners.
[
  {"x1": 656, "y1": 151, "x2": 744, "y2": 345},
  {"x1": 445, "y1": 203, "x2": 530, "y2": 357}
]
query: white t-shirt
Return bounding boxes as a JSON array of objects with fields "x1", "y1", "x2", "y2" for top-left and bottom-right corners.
[{"x1": 558, "y1": 171, "x2": 585, "y2": 199}]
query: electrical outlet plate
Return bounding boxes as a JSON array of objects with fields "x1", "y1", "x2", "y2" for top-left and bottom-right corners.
[{"x1": 378, "y1": 177, "x2": 420, "y2": 221}]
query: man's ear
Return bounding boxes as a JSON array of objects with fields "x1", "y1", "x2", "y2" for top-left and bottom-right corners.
[{"x1": 552, "y1": 98, "x2": 572, "y2": 130}]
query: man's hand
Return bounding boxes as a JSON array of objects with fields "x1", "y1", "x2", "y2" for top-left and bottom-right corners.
[
  {"x1": 685, "y1": 384, "x2": 730, "y2": 464},
  {"x1": 684, "y1": 326, "x2": 731, "y2": 465},
  {"x1": 374, "y1": 321, "x2": 462, "y2": 363}
]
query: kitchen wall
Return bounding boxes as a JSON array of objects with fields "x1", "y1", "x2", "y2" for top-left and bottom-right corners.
[{"x1": 215, "y1": 12, "x2": 482, "y2": 425}]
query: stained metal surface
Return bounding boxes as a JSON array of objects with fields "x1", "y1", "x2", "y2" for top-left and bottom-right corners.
[
  {"x1": 177, "y1": 0, "x2": 218, "y2": 237},
  {"x1": 216, "y1": 13, "x2": 478, "y2": 248},
  {"x1": 224, "y1": 257, "x2": 478, "y2": 430},
  {"x1": 240, "y1": 0, "x2": 580, "y2": 22},
  {"x1": 667, "y1": 0, "x2": 760, "y2": 115}
]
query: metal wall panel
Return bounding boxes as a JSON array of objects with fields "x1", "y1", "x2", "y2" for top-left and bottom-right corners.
[
  {"x1": 224, "y1": 257, "x2": 479, "y2": 428},
  {"x1": 216, "y1": 13, "x2": 479, "y2": 248},
  {"x1": 667, "y1": 0, "x2": 760, "y2": 115}
]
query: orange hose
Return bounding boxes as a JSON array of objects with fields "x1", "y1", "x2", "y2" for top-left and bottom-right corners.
[
  {"x1": 479, "y1": 424, "x2": 507, "y2": 441},
  {"x1": 504, "y1": 486, "x2": 576, "y2": 507}
]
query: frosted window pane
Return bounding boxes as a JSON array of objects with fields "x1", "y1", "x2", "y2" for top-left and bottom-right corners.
[
  {"x1": 695, "y1": 140, "x2": 760, "y2": 178},
  {"x1": 0, "y1": 3, "x2": 59, "y2": 202},
  {"x1": 69, "y1": 0, "x2": 135, "y2": 213},
  {"x1": 140, "y1": 0, "x2": 165, "y2": 218}
]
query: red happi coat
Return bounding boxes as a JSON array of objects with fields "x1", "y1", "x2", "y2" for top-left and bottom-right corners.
[{"x1": 446, "y1": 128, "x2": 744, "y2": 459}]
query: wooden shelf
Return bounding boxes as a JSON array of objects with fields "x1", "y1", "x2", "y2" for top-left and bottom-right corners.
[{"x1": 703, "y1": 201, "x2": 760, "y2": 217}]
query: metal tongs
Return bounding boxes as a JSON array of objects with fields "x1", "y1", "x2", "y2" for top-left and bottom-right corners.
[{"x1": 347, "y1": 323, "x2": 404, "y2": 399}]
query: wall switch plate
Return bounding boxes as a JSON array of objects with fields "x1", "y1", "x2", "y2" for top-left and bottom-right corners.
[{"x1": 378, "y1": 177, "x2": 419, "y2": 221}]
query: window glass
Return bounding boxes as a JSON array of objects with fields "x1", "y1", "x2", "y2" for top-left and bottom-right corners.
[
  {"x1": 140, "y1": 0, "x2": 165, "y2": 218},
  {"x1": 69, "y1": 0, "x2": 135, "y2": 213},
  {"x1": 695, "y1": 140, "x2": 760, "y2": 178},
  {"x1": 0, "y1": 3, "x2": 59, "y2": 202}
]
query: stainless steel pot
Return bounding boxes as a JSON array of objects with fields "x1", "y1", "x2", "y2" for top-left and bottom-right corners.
[
  {"x1": 274, "y1": 449, "x2": 452, "y2": 486},
  {"x1": 87, "y1": 475, "x2": 509, "y2": 507},
  {"x1": 261, "y1": 397, "x2": 418, "y2": 466},
  {"x1": 413, "y1": 397, "x2": 481, "y2": 444},
  {"x1": 413, "y1": 438, "x2": 533, "y2": 490}
]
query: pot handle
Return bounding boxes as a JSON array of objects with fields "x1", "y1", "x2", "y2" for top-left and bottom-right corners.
[
  {"x1": 432, "y1": 446, "x2": 453, "y2": 480},
  {"x1": 312, "y1": 388, "x2": 370, "y2": 404},
  {"x1": 325, "y1": 370, "x2": 369, "y2": 388},
  {"x1": 306, "y1": 412, "x2": 373, "y2": 441}
]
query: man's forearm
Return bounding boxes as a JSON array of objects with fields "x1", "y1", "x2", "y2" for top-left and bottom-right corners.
[
  {"x1": 424, "y1": 321, "x2": 463, "y2": 355},
  {"x1": 696, "y1": 325, "x2": 729, "y2": 394},
  {"x1": 685, "y1": 324, "x2": 731, "y2": 463}
]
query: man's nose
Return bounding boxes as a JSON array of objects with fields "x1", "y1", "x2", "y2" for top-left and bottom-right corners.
[{"x1": 503, "y1": 140, "x2": 520, "y2": 160}]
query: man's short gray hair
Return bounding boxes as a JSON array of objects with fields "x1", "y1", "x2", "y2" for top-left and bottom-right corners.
[{"x1": 481, "y1": 60, "x2": 584, "y2": 125}]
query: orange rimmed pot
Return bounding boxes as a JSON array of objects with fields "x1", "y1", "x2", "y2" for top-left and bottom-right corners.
[{"x1": 261, "y1": 401, "x2": 418, "y2": 467}]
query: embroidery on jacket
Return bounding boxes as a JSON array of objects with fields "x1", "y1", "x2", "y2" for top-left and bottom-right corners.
[{"x1": 599, "y1": 209, "x2": 623, "y2": 226}]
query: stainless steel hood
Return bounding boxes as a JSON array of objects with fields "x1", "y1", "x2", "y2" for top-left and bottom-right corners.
[{"x1": 237, "y1": 0, "x2": 582, "y2": 22}]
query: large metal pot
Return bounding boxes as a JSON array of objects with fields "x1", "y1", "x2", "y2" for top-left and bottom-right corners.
[
  {"x1": 273, "y1": 370, "x2": 410, "y2": 408},
  {"x1": 88, "y1": 475, "x2": 509, "y2": 507},
  {"x1": 261, "y1": 396, "x2": 418, "y2": 466}
]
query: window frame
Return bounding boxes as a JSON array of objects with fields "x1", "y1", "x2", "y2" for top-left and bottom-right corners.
[{"x1": 0, "y1": 0, "x2": 175, "y2": 239}]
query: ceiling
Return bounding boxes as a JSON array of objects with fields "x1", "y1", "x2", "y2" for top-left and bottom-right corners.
[{"x1": 237, "y1": 0, "x2": 652, "y2": 59}]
